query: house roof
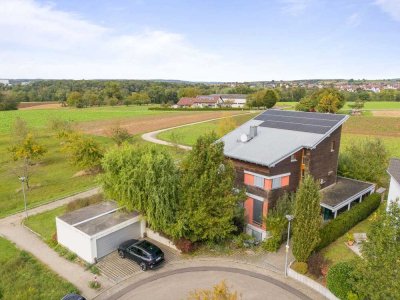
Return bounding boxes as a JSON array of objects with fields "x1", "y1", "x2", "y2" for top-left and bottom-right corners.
[
  {"x1": 220, "y1": 109, "x2": 349, "y2": 167},
  {"x1": 58, "y1": 201, "x2": 139, "y2": 237},
  {"x1": 387, "y1": 158, "x2": 400, "y2": 184},
  {"x1": 320, "y1": 177, "x2": 375, "y2": 210},
  {"x1": 195, "y1": 95, "x2": 220, "y2": 103},
  {"x1": 177, "y1": 97, "x2": 196, "y2": 106},
  {"x1": 211, "y1": 94, "x2": 247, "y2": 99}
]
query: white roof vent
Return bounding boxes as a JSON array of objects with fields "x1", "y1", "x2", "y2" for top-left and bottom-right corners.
[{"x1": 240, "y1": 133, "x2": 249, "y2": 143}]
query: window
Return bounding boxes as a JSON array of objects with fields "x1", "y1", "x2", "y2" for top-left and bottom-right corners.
[
  {"x1": 254, "y1": 175, "x2": 264, "y2": 188},
  {"x1": 272, "y1": 177, "x2": 282, "y2": 189},
  {"x1": 331, "y1": 141, "x2": 335, "y2": 152},
  {"x1": 291, "y1": 154, "x2": 297, "y2": 162},
  {"x1": 253, "y1": 200, "x2": 263, "y2": 226}
]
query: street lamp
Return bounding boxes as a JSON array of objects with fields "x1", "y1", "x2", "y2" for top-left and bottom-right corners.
[
  {"x1": 19, "y1": 176, "x2": 28, "y2": 218},
  {"x1": 285, "y1": 214, "x2": 294, "y2": 277}
]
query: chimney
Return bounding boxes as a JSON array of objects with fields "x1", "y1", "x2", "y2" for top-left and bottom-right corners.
[{"x1": 249, "y1": 126, "x2": 258, "y2": 138}]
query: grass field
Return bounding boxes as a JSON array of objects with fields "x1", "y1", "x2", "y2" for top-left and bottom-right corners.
[
  {"x1": 157, "y1": 113, "x2": 258, "y2": 146},
  {"x1": 274, "y1": 101, "x2": 400, "y2": 110},
  {"x1": 0, "y1": 106, "x2": 167, "y2": 134},
  {"x1": 0, "y1": 237, "x2": 77, "y2": 299},
  {"x1": 24, "y1": 206, "x2": 66, "y2": 241}
]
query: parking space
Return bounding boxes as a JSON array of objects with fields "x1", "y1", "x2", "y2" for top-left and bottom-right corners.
[{"x1": 96, "y1": 238, "x2": 181, "y2": 283}]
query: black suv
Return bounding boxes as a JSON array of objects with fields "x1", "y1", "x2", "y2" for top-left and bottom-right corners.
[{"x1": 118, "y1": 239, "x2": 164, "y2": 271}]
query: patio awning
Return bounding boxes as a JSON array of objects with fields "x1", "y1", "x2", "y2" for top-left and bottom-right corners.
[{"x1": 320, "y1": 177, "x2": 375, "y2": 215}]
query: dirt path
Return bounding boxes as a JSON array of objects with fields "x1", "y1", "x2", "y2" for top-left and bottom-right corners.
[{"x1": 81, "y1": 111, "x2": 246, "y2": 136}]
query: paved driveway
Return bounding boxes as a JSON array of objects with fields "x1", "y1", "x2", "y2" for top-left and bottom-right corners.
[{"x1": 96, "y1": 238, "x2": 181, "y2": 283}]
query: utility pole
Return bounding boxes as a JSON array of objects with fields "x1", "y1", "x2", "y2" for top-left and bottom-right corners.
[
  {"x1": 19, "y1": 176, "x2": 28, "y2": 218},
  {"x1": 285, "y1": 214, "x2": 294, "y2": 277}
]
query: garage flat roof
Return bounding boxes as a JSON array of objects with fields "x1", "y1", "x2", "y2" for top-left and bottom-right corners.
[
  {"x1": 75, "y1": 210, "x2": 138, "y2": 236},
  {"x1": 58, "y1": 201, "x2": 139, "y2": 237}
]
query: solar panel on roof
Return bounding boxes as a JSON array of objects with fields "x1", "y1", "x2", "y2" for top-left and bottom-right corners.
[{"x1": 254, "y1": 110, "x2": 346, "y2": 134}]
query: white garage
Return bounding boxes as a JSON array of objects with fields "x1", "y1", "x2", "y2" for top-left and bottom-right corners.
[{"x1": 56, "y1": 201, "x2": 145, "y2": 263}]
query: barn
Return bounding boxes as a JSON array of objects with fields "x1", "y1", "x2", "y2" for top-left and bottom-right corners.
[{"x1": 56, "y1": 201, "x2": 145, "y2": 263}]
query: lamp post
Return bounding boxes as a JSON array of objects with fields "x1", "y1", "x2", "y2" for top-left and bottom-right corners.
[
  {"x1": 285, "y1": 214, "x2": 294, "y2": 277},
  {"x1": 19, "y1": 176, "x2": 28, "y2": 218}
]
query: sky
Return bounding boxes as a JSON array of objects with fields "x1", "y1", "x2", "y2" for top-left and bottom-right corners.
[{"x1": 0, "y1": 0, "x2": 399, "y2": 81}]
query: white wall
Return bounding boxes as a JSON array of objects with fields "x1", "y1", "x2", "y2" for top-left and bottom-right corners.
[
  {"x1": 56, "y1": 218, "x2": 94, "y2": 263},
  {"x1": 387, "y1": 177, "x2": 400, "y2": 211}
]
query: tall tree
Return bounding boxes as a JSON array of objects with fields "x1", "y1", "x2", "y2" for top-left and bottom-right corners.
[
  {"x1": 100, "y1": 145, "x2": 180, "y2": 235},
  {"x1": 353, "y1": 202, "x2": 400, "y2": 299},
  {"x1": 175, "y1": 132, "x2": 243, "y2": 242},
  {"x1": 338, "y1": 138, "x2": 388, "y2": 186},
  {"x1": 292, "y1": 175, "x2": 321, "y2": 262}
]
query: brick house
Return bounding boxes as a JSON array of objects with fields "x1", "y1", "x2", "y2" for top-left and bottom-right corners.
[{"x1": 220, "y1": 110, "x2": 375, "y2": 240}]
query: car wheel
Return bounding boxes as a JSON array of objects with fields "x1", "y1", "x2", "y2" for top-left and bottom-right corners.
[
  {"x1": 140, "y1": 262, "x2": 147, "y2": 271},
  {"x1": 118, "y1": 250, "x2": 125, "y2": 258}
]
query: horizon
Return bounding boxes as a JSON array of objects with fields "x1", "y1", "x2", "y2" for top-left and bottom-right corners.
[{"x1": 1, "y1": 0, "x2": 400, "y2": 81}]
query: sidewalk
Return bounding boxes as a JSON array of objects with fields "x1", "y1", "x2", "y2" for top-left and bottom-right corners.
[{"x1": 0, "y1": 187, "x2": 113, "y2": 299}]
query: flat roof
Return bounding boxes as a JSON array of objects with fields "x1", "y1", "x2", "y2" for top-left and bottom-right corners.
[
  {"x1": 320, "y1": 177, "x2": 375, "y2": 210},
  {"x1": 58, "y1": 201, "x2": 139, "y2": 237},
  {"x1": 75, "y1": 210, "x2": 139, "y2": 236},
  {"x1": 58, "y1": 202, "x2": 118, "y2": 225}
]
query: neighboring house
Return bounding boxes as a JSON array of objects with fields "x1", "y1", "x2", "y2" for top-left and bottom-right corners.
[
  {"x1": 387, "y1": 158, "x2": 400, "y2": 210},
  {"x1": 220, "y1": 110, "x2": 375, "y2": 240},
  {"x1": 56, "y1": 201, "x2": 145, "y2": 263},
  {"x1": 176, "y1": 94, "x2": 246, "y2": 108}
]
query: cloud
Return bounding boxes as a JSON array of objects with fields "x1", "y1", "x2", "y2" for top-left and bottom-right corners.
[
  {"x1": 346, "y1": 13, "x2": 361, "y2": 27},
  {"x1": 280, "y1": 0, "x2": 313, "y2": 16},
  {"x1": 0, "y1": 0, "x2": 228, "y2": 80},
  {"x1": 375, "y1": 0, "x2": 400, "y2": 21}
]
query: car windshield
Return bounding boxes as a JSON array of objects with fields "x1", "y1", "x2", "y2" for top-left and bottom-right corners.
[{"x1": 137, "y1": 241, "x2": 162, "y2": 256}]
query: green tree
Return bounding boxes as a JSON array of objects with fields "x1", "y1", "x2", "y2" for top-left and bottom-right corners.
[
  {"x1": 100, "y1": 145, "x2": 180, "y2": 235},
  {"x1": 295, "y1": 96, "x2": 317, "y2": 112},
  {"x1": 338, "y1": 138, "x2": 388, "y2": 186},
  {"x1": 247, "y1": 89, "x2": 279, "y2": 108},
  {"x1": 9, "y1": 133, "x2": 47, "y2": 189},
  {"x1": 82, "y1": 90, "x2": 98, "y2": 107},
  {"x1": 62, "y1": 133, "x2": 103, "y2": 171},
  {"x1": 353, "y1": 202, "x2": 400, "y2": 299},
  {"x1": 292, "y1": 175, "x2": 321, "y2": 262},
  {"x1": 296, "y1": 88, "x2": 345, "y2": 113},
  {"x1": 175, "y1": 132, "x2": 243, "y2": 242},
  {"x1": 66, "y1": 91, "x2": 82, "y2": 107},
  {"x1": 178, "y1": 87, "x2": 201, "y2": 98}
]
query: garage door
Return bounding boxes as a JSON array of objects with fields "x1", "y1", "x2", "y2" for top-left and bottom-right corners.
[{"x1": 96, "y1": 222, "x2": 141, "y2": 259}]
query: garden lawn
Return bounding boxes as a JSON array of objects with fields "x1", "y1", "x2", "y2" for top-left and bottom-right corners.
[
  {"x1": 24, "y1": 206, "x2": 66, "y2": 241},
  {"x1": 157, "y1": 113, "x2": 258, "y2": 146},
  {"x1": 343, "y1": 101, "x2": 400, "y2": 110},
  {"x1": 0, "y1": 237, "x2": 77, "y2": 299}
]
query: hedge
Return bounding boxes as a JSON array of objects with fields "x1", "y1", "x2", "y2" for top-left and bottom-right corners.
[
  {"x1": 317, "y1": 193, "x2": 381, "y2": 250},
  {"x1": 148, "y1": 107, "x2": 254, "y2": 111},
  {"x1": 327, "y1": 261, "x2": 355, "y2": 299}
]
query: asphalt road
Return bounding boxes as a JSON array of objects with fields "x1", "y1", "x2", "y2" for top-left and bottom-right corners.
[{"x1": 107, "y1": 266, "x2": 313, "y2": 300}]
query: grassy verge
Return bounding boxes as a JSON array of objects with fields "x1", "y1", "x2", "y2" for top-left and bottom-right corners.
[
  {"x1": 0, "y1": 237, "x2": 78, "y2": 299},
  {"x1": 157, "y1": 113, "x2": 258, "y2": 146}
]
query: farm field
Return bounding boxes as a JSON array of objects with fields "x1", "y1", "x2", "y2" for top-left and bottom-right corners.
[
  {"x1": 0, "y1": 237, "x2": 77, "y2": 299},
  {"x1": 157, "y1": 113, "x2": 258, "y2": 146}
]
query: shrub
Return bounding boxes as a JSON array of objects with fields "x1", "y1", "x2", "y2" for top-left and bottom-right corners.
[
  {"x1": 317, "y1": 193, "x2": 380, "y2": 250},
  {"x1": 291, "y1": 262, "x2": 308, "y2": 274},
  {"x1": 262, "y1": 236, "x2": 281, "y2": 252},
  {"x1": 175, "y1": 238, "x2": 196, "y2": 253},
  {"x1": 307, "y1": 252, "x2": 328, "y2": 277},
  {"x1": 232, "y1": 233, "x2": 254, "y2": 248},
  {"x1": 327, "y1": 261, "x2": 355, "y2": 300}
]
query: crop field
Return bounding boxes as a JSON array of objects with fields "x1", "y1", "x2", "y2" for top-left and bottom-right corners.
[{"x1": 0, "y1": 237, "x2": 77, "y2": 299}]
